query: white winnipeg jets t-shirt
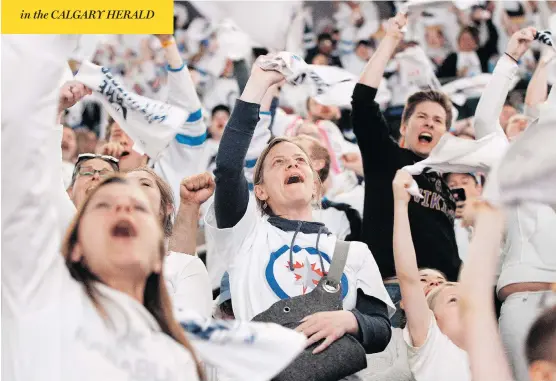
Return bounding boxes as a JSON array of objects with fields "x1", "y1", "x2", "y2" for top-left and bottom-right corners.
[
  {"x1": 403, "y1": 315, "x2": 470, "y2": 381},
  {"x1": 205, "y1": 197, "x2": 395, "y2": 320}
]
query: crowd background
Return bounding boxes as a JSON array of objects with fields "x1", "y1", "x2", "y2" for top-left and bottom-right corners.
[{"x1": 4, "y1": 1, "x2": 556, "y2": 381}]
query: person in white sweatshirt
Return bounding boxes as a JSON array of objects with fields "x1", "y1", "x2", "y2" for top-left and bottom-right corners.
[
  {"x1": 392, "y1": 169, "x2": 470, "y2": 381},
  {"x1": 205, "y1": 57, "x2": 394, "y2": 379},
  {"x1": 2, "y1": 34, "x2": 203, "y2": 381},
  {"x1": 472, "y1": 26, "x2": 556, "y2": 381}
]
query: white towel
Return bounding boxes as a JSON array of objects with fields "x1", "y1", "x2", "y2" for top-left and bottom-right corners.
[
  {"x1": 74, "y1": 61, "x2": 190, "y2": 158},
  {"x1": 485, "y1": 87, "x2": 556, "y2": 208},
  {"x1": 257, "y1": 52, "x2": 359, "y2": 108},
  {"x1": 178, "y1": 311, "x2": 305, "y2": 381},
  {"x1": 402, "y1": 132, "x2": 509, "y2": 198}
]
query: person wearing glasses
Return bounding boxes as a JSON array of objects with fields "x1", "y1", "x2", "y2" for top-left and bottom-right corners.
[{"x1": 68, "y1": 153, "x2": 119, "y2": 207}]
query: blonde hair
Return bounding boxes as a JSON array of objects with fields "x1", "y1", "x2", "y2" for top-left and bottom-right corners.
[
  {"x1": 61, "y1": 175, "x2": 204, "y2": 379},
  {"x1": 253, "y1": 137, "x2": 323, "y2": 215},
  {"x1": 426, "y1": 282, "x2": 458, "y2": 311}
]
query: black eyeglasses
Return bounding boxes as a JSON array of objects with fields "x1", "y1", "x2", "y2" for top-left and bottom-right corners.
[
  {"x1": 77, "y1": 166, "x2": 113, "y2": 178},
  {"x1": 71, "y1": 154, "x2": 120, "y2": 185}
]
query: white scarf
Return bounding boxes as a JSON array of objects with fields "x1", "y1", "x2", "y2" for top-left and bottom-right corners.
[{"x1": 74, "y1": 61, "x2": 190, "y2": 158}]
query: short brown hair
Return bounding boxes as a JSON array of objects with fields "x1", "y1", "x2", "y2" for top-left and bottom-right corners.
[
  {"x1": 128, "y1": 167, "x2": 175, "y2": 238},
  {"x1": 253, "y1": 137, "x2": 323, "y2": 215},
  {"x1": 61, "y1": 175, "x2": 203, "y2": 379},
  {"x1": 526, "y1": 305, "x2": 556, "y2": 364},
  {"x1": 402, "y1": 90, "x2": 453, "y2": 130},
  {"x1": 291, "y1": 135, "x2": 331, "y2": 183}
]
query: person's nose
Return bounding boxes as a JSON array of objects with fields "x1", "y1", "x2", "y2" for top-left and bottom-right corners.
[{"x1": 114, "y1": 201, "x2": 133, "y2": 214}]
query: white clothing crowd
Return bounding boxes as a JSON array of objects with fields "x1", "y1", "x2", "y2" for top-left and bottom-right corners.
[{"x1": 2, "y1": 1, "x2": 556, "y2": 381}]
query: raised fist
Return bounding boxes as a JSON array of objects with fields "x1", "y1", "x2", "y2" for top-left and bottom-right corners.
[
  {"x1": 384, "y1": 13, "x2": 408, "y2": 41},
  {"x1": 506, "y1": 27, "x2": 537, "y2": 63},
  {"x1": 180, "y1": 172, "x2": 216, "y2": 206},
  {"x1": 58, "y1": 81, "x2": 92, "y2": 113}
]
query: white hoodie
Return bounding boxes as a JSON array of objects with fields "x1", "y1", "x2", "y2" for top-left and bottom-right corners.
[{"x1": 2, "y1": 35, "x2": 200, "y2": 381}]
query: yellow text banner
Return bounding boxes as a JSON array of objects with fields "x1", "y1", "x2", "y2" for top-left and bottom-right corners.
[{"x1": 2, "y1": 0, "x2": 174, "y2": 34}]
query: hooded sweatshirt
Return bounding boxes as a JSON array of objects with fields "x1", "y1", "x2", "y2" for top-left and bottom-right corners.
[{"x1": 206, "y1": 99, "x2": 395, "y2": 355}]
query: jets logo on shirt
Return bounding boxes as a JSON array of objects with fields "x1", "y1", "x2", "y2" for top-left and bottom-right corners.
[{"x1": 265, "y1": 245, "x2": 349, "y2": 300}]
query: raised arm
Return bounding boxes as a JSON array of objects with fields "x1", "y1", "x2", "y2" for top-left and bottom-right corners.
[
  {"x1": 524, "y1": 50, "x2": 554, "y2": 119},
  {"x1": 2, "y1": 35, "x2": 79, "y2": 311},
  {"x1": 392, "y1": 170, "x2": 433, "y2": 347},
  {"x1": 352, "y1": 13, "x2": 407, "y2": 165},
  {"x1": 214, "y1": 59, "x2": 284, "y2": 228},
  {"x1": 458, "y1": 202, "x2": 511, "y2": 381},
  {"x1": 358, "y1": 13, "x2": 406, "y2": 88},
  {"x1": 158, "y1": 34, "x2": 206, "y2": 139},
  {"x1": 169, "y1": 172, "x2": 215, "y2": 254},
  {"x1": 474, "y1": 27, "x2": 536, "y2": 139}
]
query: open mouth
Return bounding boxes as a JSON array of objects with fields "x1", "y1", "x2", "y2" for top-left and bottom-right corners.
[
  {"x1": 285, "y1": 174, "x2": 304, "y2": 185},
  {"x1": 418, "y1": 132, "x2": 433, "y2": 143},
  {"x1": 111, "y1": 219, "x2": 137, "y2": 238},
  {"x1": 120, "y1": 151, "x2": 130, "y2": 158}
]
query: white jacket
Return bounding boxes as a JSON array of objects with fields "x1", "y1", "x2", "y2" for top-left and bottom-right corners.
[
  {"x1": 2, "y1": 35, "x2": 200, "y2": 381},
  {"x1": 473, "y1": 55, "x2": 556, "y2": 291}
]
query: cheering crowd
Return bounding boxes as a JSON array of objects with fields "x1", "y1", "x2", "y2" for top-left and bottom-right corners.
[{"x1": 3, "y1": 1, "x2": 556, "y2": 381}]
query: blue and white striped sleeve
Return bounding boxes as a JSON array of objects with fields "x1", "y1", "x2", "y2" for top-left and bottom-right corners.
[{"x1": 165, "y1": 63, "x2": 208, "y2": 146}]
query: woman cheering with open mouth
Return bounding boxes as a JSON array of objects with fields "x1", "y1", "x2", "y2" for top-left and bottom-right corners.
[{"x1": 205, "y1": 55, "x2": 394, "y2": 376}]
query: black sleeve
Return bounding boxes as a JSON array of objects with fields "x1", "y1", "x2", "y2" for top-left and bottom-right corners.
[
  {"x1": 233, "y1": 60, "x2": 250, "y2": 94},
  {"x1": 351, "y1": 84, "x2": 400, "y2": 177},
  {"x1": 437, "y1": 52, "x2": 458, "y2": 78},
  {"x1": 214, "y1": 99, "x2": 260, "y2": 229},
  {"x1": 350, "y1": 289, "x2": 392, "y2": 354},
  {"x1": 477, "y1": 20, "x2": 499, "y2": 72}
]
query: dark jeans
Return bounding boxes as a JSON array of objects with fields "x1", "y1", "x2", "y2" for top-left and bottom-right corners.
[{"x1": 385, "y1": 283, "x2": 404, "y2": 328}]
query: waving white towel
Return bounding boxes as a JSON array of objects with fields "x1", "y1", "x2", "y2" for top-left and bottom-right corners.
[
  {"x1": 74, "y1": 61, "x2": 190, "y2": 158},
  {"x1": 402, "y1": 132, "x2": 509, "y2": 198},
  {"x1": 257, "y1": 52, "x2": 363, "y2": 108}
]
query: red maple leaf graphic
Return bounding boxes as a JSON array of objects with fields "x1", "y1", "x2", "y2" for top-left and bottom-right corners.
[
  {"x1": 310, "y1": 263, "x2": 324, "y2": 285},
  {"x1": 285, "y1": 261, "x2": 305, "y2": 269}
]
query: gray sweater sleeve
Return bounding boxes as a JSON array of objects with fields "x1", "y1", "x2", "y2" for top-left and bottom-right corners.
[{"x1": 214, "y1": 99, "x2": 260, "y2": 229}]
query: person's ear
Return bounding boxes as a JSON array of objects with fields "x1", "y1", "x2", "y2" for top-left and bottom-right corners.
[
  {"x1": 400, "y1": 122, "x2": 408, "y2": 138},
  {"x1": 152, "y1": 255, "x2": 163, "y2": 274},
  {"x1": 165, "y1": 203, "x2": 174, "y2": 218},
  {"x1": 254, "y1": 184, "x2": 269, "y2": 202},
  {"x1": 312, "y1": 158, "x2": 325, "y2": 173},
  {"x1": 70, "y1": 242, "x2": 84, "y2": 263},
  {"x1": 528, "y1": 360, "x2": 556, "y2": 381}
]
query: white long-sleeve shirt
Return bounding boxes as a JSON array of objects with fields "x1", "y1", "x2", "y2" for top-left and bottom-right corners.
[
  {"x1": 473, "y1": 55, "x2": 556, "y2": 290},
  {"x1": 2, "y1": 35, "x2": 200, "y2": 381}
]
